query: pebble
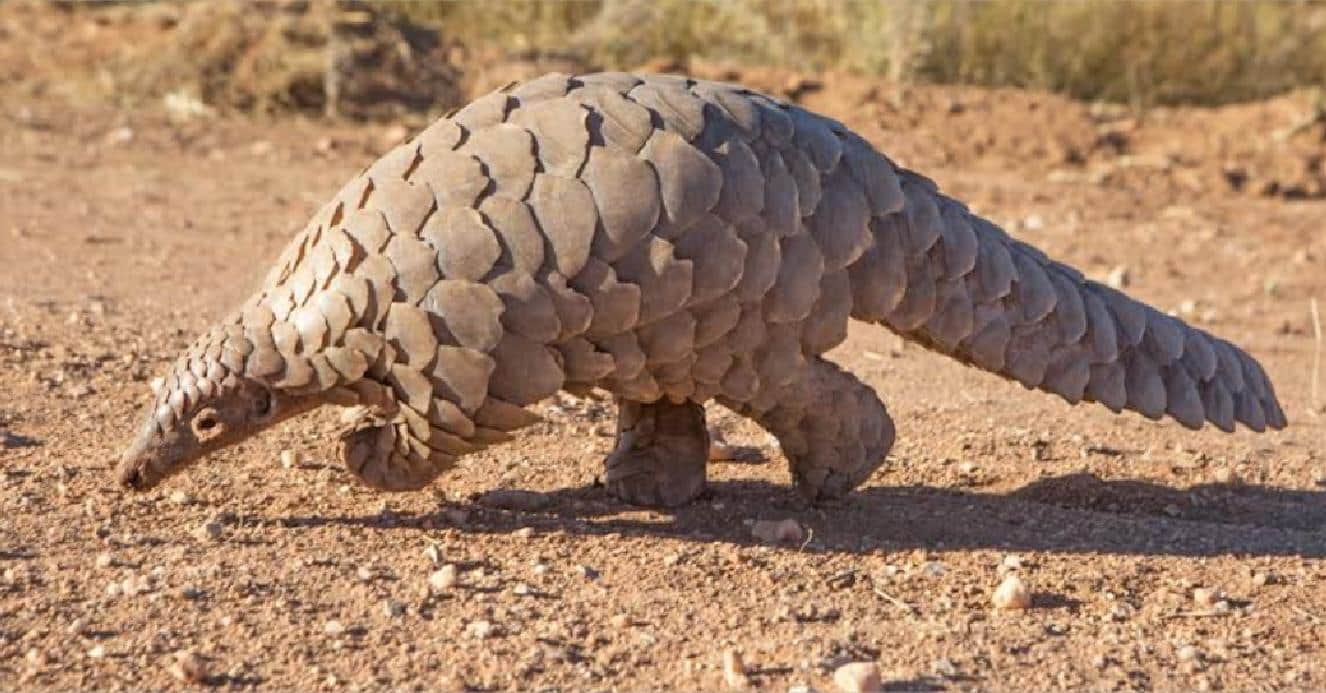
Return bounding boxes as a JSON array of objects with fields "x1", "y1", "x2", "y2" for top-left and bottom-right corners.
[
  {"x1": 833, "y1": 661, "x2": 882, "y2": 693},
  {"x1": 1105, "y1": 265, "x2": 1131, "y2": 289},
  {"x1": 356, "y1": 566, "x2": 374, "y2": 582},
  {"x1": 465, "y1": 620, "x2": 494, "y2": 639},
  {"x1": 992, "y1": 574, "x2": 1033, "y2": 610},
  {"x1": 920, "y1": 561, "x2": 947, "y2": 578},
  {"x1": 87, "y1": 644, "x2": 107, "y2": 659},
  {"x1": 95, "y1": 553, "x2": 114, "y2": 569},
  {"x1": 1176, "y1": 645, "x2": 1201, "y2": 662},
  {"x1": 381, "y1": 600, "x2": 406, "y2": 618},
  {"x1": 193, "y1": 521, "x2": 223, "y2": 542},
  {"x1": 323, "y1": 620, "x2": 345, "y2": 636},
  {"x1": 423, "y1": 544, "x2": 442, "y2": 565},
  {"x1": 609, "y1": 614, "x2": 631, "y2": 629},
  {"x1": 1212, "y1": 467, "x2": 1238, "y2": 484},
  {"x1": 722, "y1": 650, "x2": 749, "y2": 689},
  {"x1": 751, "y1": 518, "x2": 804, "y2": 544},
  {"x1": 168, "y1": 650, "x2": 207, "y2": 683},
  {"x1": 279, "y1": 450, "x2": 298, "y2": 469},
  {"x1": 428, "y1": 565, "x2": 458, "y2": 592},
  {"x1": 1193, "y1": 587, "x2": 1220, "y2": 608},
  {"x1": 169, "y1": 490, "x2": 191, "y2": 505}
]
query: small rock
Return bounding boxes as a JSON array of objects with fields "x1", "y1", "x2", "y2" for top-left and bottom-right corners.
[
  {"x1": 920, "y1": 561, "x2": 947, "y2": 578},
  {"x1": 193, "y1": 520, "x2": 223, "y2": 542},
  {"x1": 1251, "y1": 571, "x2": 1270, "y2": 587},
  {"x1": 575, "y1": 564, "x2": 600, "y2": 581},
  {"x1": 833, "y1": 661, "x2": 882, "y2": 693},
  {"x1": 356, "y1": 565, "x2": 374, "y2": 582},
  {"x1": 479, "y1": 489, "x2": 550, "y2": 512},
  {"x1": 168, "y1": 650, "x2": 207, "y2": 683},
  {"x1": 279, "y1": 450, "x2": 299, "y2": 469},
  {"x1": 1176, "y1": 645, "x2": 1201, "y2": 662},
  {"x1": 933, "y1": 657, "x2": 959, "y2": 678},
  {"x1": 1212, "y1": 467, "x2": 1238, "y2": 484},
  {"x1": 95, "y1": 552, "x2": 114, "y2": 569},
  {"x1": 428, "y1": 565, "x2": 458, "y2": 592},
  {"x1": 106, "y1": 126, "x2": 135, "y2": 145},
  {"x1": 512, "y1": 526, "x2": 535, "y2": 539},
  {"x1": 1105, "y1": 265, "x2": 1131, "y2": 289},
  {"x1": 323, "y1": 620, "x2": 345, "y2": 636},
  {"x1": 1193, "y1": 587, "x2": 1220, "y2": 608},
  {"x1": 465, "y1": 620, "x2": 494, "y2": 639},
  {"x1": 87, "y1": 644, "x2": 107, "y2": 659},
  {"x1": 751, "y1": 518, "x2": 804, "y2": 544},
  {"x1": 381, "y1": 600, "x2": 406, "y2": 618},
  {"x1": 1022, "y1": 214, "x2": 1045, "y2": 231},
  {"x1": 423, "y1": 544, "x2": 442, "y2": 565},
  {"x1": 169, "y1": 490, "x2": 191, "y2": 505},
  {"x1": 609, "y1": 613, "x2": 631, "y2": 629},
  {"x1": 722, "y1": 650, "x2": 749, "y2": 690},
  {"x1": 992, "y1": 574, "x2": 1032, "y2": 610}
]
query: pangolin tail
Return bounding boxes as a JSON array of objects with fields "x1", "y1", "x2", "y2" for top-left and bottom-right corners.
[{"x1": 847, "y1": 169, "x2": 1286, "y2": 432}]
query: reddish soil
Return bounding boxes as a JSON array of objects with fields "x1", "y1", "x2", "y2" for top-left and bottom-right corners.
[{"x1": 2, "y1": 15, "x2": 1326, "y2": 693}]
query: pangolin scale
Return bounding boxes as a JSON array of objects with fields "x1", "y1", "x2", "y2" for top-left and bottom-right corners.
[{"x1": 117, "y1": 72, "x2": 1286, "y2": 506}]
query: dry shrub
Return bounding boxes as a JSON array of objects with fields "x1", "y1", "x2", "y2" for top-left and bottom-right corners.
[{"x1": 393, "y1": 0, "x2": 1326, "y2": 107}]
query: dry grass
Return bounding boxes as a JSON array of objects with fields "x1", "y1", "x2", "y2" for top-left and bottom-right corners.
[{"x1": 393, "y1": 0, "x2": 1326, "y2": 107}]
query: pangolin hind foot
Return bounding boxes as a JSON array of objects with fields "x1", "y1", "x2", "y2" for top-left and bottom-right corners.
[
  {"x1": 604, "y1": 398, "x2": 709, "y2": 507},
  {"x1": 117, "y1": 71, "x2": 1286, "y2": 508}
]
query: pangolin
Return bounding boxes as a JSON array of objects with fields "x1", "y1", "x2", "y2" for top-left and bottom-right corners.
[{"x1": 117, "y1": 72, "x2": 1287, "y2": 506}]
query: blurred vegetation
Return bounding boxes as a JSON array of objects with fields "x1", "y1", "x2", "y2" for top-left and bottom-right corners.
[{"x1": 390, "y1": 0, "x2": 1326, "y2": 107}]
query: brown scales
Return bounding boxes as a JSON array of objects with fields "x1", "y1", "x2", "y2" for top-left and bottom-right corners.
[{"x1": 117, "y1": 71, "x2": 1287, "y2": 506}]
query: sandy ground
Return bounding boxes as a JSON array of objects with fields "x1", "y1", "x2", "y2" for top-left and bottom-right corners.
[{"x1": 2, "y1": 62, "x2": 1326, "y2": 691}]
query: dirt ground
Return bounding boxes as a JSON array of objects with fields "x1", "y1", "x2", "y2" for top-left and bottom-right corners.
[{"x1": 4, "y1": 28, "x2": 1326, "y2": 693}]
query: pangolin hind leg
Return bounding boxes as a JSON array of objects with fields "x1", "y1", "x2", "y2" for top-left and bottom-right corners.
[
  {"x1": 722, "y1": 357, "x2": 895, "y2": 501},
  {"x1": 603, "y1": 397, "x2": 710, "y2": 507}
]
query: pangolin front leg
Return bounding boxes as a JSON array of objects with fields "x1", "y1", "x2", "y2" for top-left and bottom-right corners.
[{"x1": 603, "y1": 397, "x2": 710, "y2": 507}]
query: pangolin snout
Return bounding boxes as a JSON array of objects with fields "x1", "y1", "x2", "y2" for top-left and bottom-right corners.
[
  {"x1": 117, "y1": 462, "x2": 145, "y2": 490},
  {"x1": 116, "y1": 430, "x2": 161, "y2": 491}
]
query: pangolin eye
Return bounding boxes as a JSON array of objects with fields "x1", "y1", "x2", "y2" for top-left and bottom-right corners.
[
  {"x1": 195, "y1": 414, "x2": 218, "y2": 431},
  {"x1": 252, "y1": 389, "x2": 272, "y2": 418}
]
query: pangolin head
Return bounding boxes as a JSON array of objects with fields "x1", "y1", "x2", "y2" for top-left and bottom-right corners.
[{"x1": 116, "y1": 329, "x2": 317, "y2": 491}]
